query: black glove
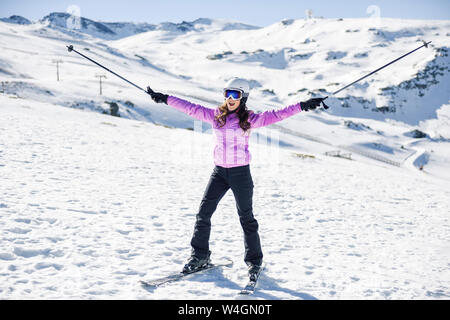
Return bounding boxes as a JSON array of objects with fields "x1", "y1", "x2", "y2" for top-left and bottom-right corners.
[
  {"x1": 300, "y1": 98, "x2": 325, "y2": 111},
  {"x1": 147, "y1": 86, "x2": 168, "y2": 104}
]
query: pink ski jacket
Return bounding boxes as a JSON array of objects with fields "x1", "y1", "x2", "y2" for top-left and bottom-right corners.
[{"x1": 167, "y1": 96, "x2": 303, "y2": 168}]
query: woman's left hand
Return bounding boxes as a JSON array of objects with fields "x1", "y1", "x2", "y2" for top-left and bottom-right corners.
[{"x1": 300, "y1": 98, "x2": 325, "y2": 111}]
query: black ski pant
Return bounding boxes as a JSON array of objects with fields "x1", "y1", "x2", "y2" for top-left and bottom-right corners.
[{"x1": 190, "y1": 165, "x2": 263, "y2": 265}]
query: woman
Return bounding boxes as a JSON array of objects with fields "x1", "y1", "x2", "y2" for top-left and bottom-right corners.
[{"x1": 147, "y1": 78, "x2": 324, "y2": 279}]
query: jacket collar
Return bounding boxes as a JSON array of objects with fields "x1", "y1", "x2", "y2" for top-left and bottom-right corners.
[{"x1": 227, "y1": 105, "x2": 241, "y2": 115}]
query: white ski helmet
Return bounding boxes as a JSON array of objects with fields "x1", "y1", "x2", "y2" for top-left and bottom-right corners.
[{"x1": 224, "y1": 78, "x2": 250, "y2": 98}]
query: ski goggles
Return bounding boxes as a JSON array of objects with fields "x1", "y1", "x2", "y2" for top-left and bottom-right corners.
[{"x1": 224, "y1": 89, "x2": 243, "y2": 100}]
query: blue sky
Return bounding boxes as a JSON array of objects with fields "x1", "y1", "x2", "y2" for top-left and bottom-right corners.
[{"x1": 1, "y1": 0, "x2": 449, "y2": 26}]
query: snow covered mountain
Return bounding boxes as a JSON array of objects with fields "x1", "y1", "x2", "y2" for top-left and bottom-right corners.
[
  {"x1": 0, "y1": 15, "x2": 31, "y2": 25},
  {"x1": 0, "y1": 13, "x2": 449, "y2": 300},
  {"x1": 37, "y1": 12, "x2": 259, "y2": 40},
  {"x1": 0, "y1": 13, "x2": 448, "y2": 176}
]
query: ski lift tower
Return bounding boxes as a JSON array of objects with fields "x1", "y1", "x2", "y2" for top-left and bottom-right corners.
[{"x1": 95, "y1": 74, "x2": 107, "y2": 95}]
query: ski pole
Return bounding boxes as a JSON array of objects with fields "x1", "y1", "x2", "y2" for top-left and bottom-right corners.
[
  {"x1": 66, "y1": 44, "x2": 147, "y2": 94},
  {"x1": 320, "y1": 40, "x2": 432, "y2": 109}
]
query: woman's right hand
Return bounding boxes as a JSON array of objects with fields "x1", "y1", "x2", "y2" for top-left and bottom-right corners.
[{"x1": 147, "y1": 86, "x2": 168, "y2": 104}]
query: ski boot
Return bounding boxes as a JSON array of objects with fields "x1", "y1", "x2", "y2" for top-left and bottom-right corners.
[
  {"x1": 247, "y1": 261, "x2": 263, "y2": 281},
  {"x1": 182, "y1": 251, "x2": 211, "y2": 274}
]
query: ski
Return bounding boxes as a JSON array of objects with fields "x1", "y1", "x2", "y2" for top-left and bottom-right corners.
[
  {"x1": 239, "y1": 263, "x2": 265, "y2": 295},
  {"x1": 140, "y1": 259, "x2": 233, "y2": 288}
]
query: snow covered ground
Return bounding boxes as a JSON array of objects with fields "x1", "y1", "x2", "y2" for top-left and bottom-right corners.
[
  {"x1": 0, "y1": 13, "x2": 449, "y2": 299},
  {"x1": 1, "y1": 96, "x2": 449, "y2": 299}
]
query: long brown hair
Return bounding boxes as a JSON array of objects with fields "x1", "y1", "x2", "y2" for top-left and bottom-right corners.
[{"x1": 214, "y1": 98, "x2": 251, "y2": 132}]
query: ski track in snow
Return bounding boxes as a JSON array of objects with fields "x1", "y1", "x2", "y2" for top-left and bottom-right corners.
[{"x1": 0, "y1": 97, "x2": 449, "y2": 299}]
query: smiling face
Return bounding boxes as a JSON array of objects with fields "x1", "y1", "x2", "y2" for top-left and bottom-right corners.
[{"x1": 225, "y1": 97, "x2": 241, "y2": 112}]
